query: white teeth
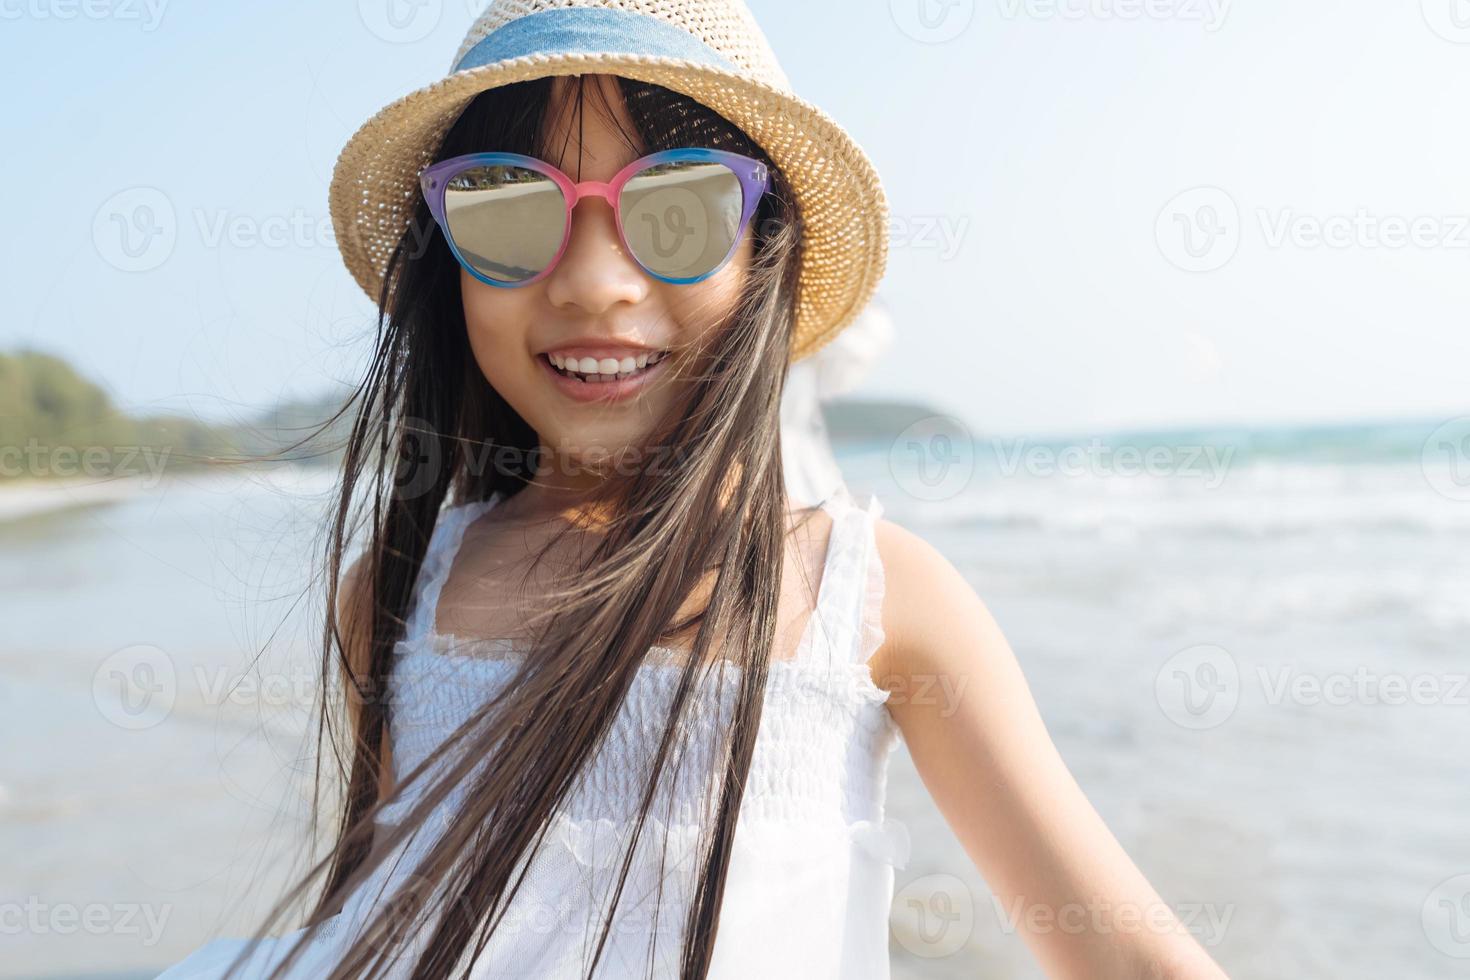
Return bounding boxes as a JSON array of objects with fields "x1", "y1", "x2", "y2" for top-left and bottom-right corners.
[{"x1": 548, "y1": 350, "x2": 668, "y2": 382}]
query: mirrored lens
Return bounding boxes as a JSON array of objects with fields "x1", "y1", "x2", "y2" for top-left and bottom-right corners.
[
  {"x1": 442, "y1": 165, "x2": 567, "y2": 284},
  {"x1": 619, "y1": 161, "x2": 745, "y2": 280}
]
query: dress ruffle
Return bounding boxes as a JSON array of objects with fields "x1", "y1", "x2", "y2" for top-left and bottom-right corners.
[{"x1": 856, "y1": 493, "x2": 888, "y2": 671}]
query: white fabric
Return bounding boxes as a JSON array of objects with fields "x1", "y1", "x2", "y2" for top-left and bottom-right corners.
[
  {"x1": 780, "y1": 358, "x2": 845, "y2": 508},
  {"x1": 155, "y1": 486, "x2": 904, "y2": 979},
  {"x1": 806, "y1": 298, "x2": 894, "y2": 403},
  {"x1": 780, "y1": 298, "x2": 894, "y2": 508}
]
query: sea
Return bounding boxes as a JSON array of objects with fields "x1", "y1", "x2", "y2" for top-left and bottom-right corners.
[{"x1": 1, "y1": 417, "x2": 1466, "y2": 979}]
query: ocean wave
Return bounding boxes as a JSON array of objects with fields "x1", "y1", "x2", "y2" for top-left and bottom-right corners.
[{"x1": 867, "y1": 460, "x2": 1470, "y2": 538}]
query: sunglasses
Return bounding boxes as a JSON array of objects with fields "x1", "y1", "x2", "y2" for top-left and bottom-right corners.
[{"x1": 419, "y1": 147, "x2": 771, "y2": 288}]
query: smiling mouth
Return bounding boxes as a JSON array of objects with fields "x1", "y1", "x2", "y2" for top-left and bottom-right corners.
[{"x1": 542, "y1": 350, "x2": 670, "y2": 384}]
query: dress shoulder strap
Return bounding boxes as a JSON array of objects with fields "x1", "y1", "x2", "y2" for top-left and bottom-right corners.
[
  {"x1": 802, "y1": 485, "x2": 887, "y2": 669},
  {"x1": 402, "y1": 493, "x2": 503, "y2": 642}
]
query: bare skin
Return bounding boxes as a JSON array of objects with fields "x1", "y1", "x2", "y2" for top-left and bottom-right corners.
[
  {"x1": 869, "y1": 523, "x2": 1230, "y2": 978},
  {"x1": 342, "y1": 73, "x2": 1231, "y2": 978}
]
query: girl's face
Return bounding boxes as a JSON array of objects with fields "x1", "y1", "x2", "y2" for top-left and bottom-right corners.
[{"x1": 460, "y1": 75, "x2": 755, "y2": 470}]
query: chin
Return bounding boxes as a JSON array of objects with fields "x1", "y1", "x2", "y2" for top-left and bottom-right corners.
[{"x1": 539, "y1": 423, "x2": 650, "y2": 472}]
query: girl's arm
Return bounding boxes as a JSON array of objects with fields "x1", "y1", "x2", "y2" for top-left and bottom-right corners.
[
  {"x1": 337, "y1": 555, "x2": 396, "y2": 803},
  {"x1": 304, "y1": 556, "x2": 396, "y2": 920},
  {"x1": 870, "y1": 520, "x2": 1229, "y2": 980}
]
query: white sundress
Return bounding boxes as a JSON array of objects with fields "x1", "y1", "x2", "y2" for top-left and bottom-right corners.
[{"x1": 155, "y1": 486, "x2": 908, "y2": 979}]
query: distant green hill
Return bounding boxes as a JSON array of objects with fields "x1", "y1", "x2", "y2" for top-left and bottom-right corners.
[
  {"x1": 822, "y1": 397, "x2": 950, "y2": 444},
  {"x1": 0, "y1": 349, "x2": 234, "y2": 481}
]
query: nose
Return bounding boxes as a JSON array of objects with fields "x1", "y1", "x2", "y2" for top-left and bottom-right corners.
[{"x1": 542, "y1": 197, "x2": 650, "y2": 315}]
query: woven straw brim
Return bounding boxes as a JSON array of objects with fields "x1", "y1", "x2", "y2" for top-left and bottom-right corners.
[{"x1": 329, "y1": 53, "x2": 889, "y2": 363}]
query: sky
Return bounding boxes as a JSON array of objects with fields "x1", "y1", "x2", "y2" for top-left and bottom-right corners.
[{"x1": 2, "y1": 0, "x2": 1468, "y2": 436}]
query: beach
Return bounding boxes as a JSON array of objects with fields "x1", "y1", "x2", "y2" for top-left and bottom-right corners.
[{"x1": 2, "y1": 427, "x2": 1466, "y2": 978}]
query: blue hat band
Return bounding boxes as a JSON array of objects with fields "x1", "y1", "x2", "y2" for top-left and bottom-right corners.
[{"x1": 453, "y1": 8, "x2": 738, "y2": 74}]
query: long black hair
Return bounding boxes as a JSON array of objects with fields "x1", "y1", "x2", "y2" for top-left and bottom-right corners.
[{"x1": 235, "y1": 73, "x2": 806, "y2": 979}]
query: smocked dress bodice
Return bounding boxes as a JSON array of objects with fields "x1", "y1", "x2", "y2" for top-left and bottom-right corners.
[{"x1": 155, "y1": 487, "x2": 906, "y2": 979}]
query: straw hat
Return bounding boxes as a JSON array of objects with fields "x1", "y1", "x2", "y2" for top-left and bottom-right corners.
[{"x1": 329, "y1": 0, "x2": 889, "y2": 362}]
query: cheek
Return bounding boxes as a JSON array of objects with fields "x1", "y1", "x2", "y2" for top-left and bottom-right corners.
[
  {"x1": 460, "y1": 271, "x2": 532, "y2": 390},
  {"x1": 655, "y1": 235, "x2": 753, "y2": 345}
]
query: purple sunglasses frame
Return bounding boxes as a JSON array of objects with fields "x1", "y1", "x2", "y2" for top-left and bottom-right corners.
[{"x1": 419, "y1": 147, "x2": 771, "y2": 287}]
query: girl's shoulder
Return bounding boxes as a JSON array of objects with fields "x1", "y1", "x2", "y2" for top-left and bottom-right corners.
[{"x1": 866, "y1": 506, "x2": 998, "y2": 689}]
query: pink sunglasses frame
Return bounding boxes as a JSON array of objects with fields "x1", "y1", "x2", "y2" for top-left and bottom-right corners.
[{"x1": 419, "y1": 147, "x2": 771, "y2": 286}]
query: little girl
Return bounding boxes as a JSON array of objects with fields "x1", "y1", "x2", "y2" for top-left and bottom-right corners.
[{"x1": 157, "y1": 2, "x2": 1229, "y2": 978}]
